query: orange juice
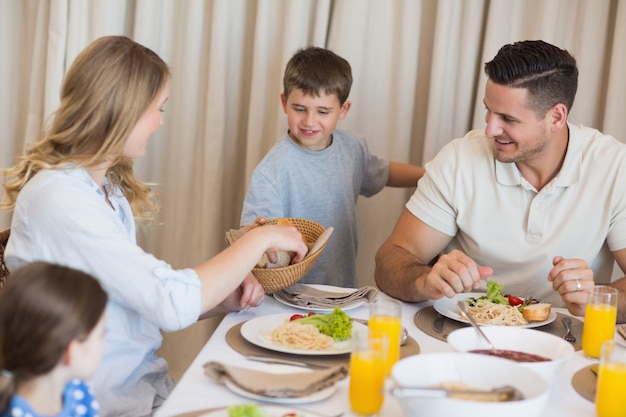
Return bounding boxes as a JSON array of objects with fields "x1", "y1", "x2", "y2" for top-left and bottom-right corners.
[
  {"x1": 596, "y1": 362, "x2": 626, "y2": 417},
  {"x1": 369, "y1": 314, "x2": 401, "y2": 375},
  {"x1": 582, "y1": 303, "x2": 617, "y2": 358},
  {"x1": 349, "y1": 350, "x2": 385, "y2": 415}
]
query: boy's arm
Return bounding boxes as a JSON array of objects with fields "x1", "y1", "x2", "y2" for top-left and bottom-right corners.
[{"x1": 386, "y1": 161, "x2": 425, "y2": 187}]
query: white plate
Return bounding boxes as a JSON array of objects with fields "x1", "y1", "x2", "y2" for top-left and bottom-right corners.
[
  {"x1": 432, "y1": 292, "x2": 557, "y2": 328},
  {"x1": 273, "y1": 284, "x2": 365, "y2": 311},
  {"x1": 196, "y1": 405, "x2": 329, "y2": 417},
  {"x1": 240, "y1": 313, "x2": 366, "y2": 355},
  {"x1": 224, "y1": 380, "x2": 336, "y2": 404}
]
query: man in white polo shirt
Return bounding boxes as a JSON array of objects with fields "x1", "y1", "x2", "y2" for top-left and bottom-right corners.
[{"x1": 374, "y1": 40, "x2": 626, "y2": 322}]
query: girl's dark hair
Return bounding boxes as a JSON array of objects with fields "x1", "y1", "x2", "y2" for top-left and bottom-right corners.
[
  {"x1": 0, "y1": 262, "x2": 108, "y2": 411},
  {"x1": 484, "y1": 40, "x2": 578, "y2": 117},
  {"x1": 283, "y1": 46, "x2": 353, "y2": 105}
]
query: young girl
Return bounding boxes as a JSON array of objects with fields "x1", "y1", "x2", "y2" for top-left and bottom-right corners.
[{"x1": 0, "y1": 262, "x2": 108, "y2": 417}]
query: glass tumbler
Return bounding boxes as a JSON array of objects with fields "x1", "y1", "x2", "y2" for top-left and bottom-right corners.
[
  {"x1": 595, "y1": 340, "x2": 626, "y2": 417},
  {"x1": 582, "y1": 286, "x2": 618, "y2": 359},
  {"x1": 349, "y1": 330, "x2": 388, "y2": 416},
  {"x1": 368, "y1": 298, "x2": 402, "y2": 375}
]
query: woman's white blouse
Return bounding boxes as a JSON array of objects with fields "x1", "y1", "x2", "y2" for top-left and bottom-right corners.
[{"x1": 6, "y1": 167, "x2": 202, "y2": 417}]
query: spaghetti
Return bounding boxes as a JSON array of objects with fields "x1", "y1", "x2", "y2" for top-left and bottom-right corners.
[
  {"x1": 270, "y1": 321, "x2": 334, "y2": 350},
  {"x1": 467, "y1": 301, "x2": 528, "y2": 326}
]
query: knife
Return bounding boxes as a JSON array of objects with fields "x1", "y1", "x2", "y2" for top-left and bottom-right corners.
[
  {"x1": 432, "y1": 312, "x2": 445, "y2": 333},
  {"x1": 246, "y1": 355, "x2": 328, "y2": 369}
]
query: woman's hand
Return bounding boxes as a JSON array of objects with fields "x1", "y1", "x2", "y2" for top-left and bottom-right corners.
[
  {"x1": 195, "y1": 220, "x2": 306, "y2": 316},
  {"x1": 237, "y1": 273, "x2": 265, "y2": 309},
  {"x1": 206, "y1": 273, "x2": 265, "y2": 316}
]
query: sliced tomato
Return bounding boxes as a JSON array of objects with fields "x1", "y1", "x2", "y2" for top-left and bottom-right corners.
[
  {"x1": 306, "y1": 311, "x2": 316, "y2": 317},
  {"x1": 504, "y1": 294, "x2": 524, "y2": 306},
  {"x1": 289, "y1": 314, "x2": 304, "y2": 321}
]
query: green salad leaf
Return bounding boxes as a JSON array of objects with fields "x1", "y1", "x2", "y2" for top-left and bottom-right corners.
[
  {"x1": 227, "y1": 404, "x2": 273, "y2": 417},
  {"x1": 467, "y1": 280, "x2": 510, "y2": 307},
  {"x1": 292, "y1": 306, "x2": 352, "y2": 341},
  {"x1": 485, "y1": 280, "x2": 509, "y2": 305}
]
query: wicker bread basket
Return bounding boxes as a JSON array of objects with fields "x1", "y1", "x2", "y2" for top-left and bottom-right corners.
[{"x1": 249, "y1": 218, "x2": 328, "y2": 294}]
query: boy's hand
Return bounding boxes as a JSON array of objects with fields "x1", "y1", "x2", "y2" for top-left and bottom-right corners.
[{"x1": 240, "y1": 216, "x2": 267, "y2": 232}]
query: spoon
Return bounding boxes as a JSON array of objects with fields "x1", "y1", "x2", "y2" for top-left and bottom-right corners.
[
  {"x1": 400, "y1": 326, "x2": 408, "y2": 346},
  {"x1": 456, "y1": 300, "x2": 496, "y2": 352},
  {"x1": 392, "y1": 384, "x2": 523, "y2": 402}
]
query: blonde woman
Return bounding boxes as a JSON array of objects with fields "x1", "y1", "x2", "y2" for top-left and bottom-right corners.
[{"x1": 1, "y1": 36, "x2": 308, "y2": 417}]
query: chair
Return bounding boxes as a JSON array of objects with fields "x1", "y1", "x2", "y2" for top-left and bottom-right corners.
[{"x1": 0, "y1": 228, "x2": 9, "y2": 288}]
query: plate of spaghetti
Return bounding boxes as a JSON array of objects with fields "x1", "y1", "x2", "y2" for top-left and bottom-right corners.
[
  {"x1": 433, "y1": 293, "x2": 557, "y2": 328},
  {"x1": 240, "y1": 314, "x2": 368, "y2": 355}
]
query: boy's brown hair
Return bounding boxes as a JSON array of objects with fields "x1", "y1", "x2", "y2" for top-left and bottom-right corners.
[{"x1": 283, "y1": 46, "x2": 352, "y2": 105}]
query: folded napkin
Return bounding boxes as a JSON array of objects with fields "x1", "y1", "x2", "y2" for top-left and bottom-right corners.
[
  {"x1": 274, "y1": 283, "x2": 379, "y2": 309},
  {"x1": 203, "y1": 361, "x2": 348, "y2": 398}
]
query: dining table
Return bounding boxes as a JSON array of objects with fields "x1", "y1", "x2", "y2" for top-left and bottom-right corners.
[{"x1": 154, "y1": 289, "x2": 616, "y2": 417}]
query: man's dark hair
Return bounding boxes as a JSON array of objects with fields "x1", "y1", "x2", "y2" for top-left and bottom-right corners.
[{"x1": 485, "y1": 40, "x2": 578, "y2": 117}]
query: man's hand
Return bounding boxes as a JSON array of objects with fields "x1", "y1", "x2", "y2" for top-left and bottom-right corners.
[
  {"x1": 548, "y1": 256, "x2": 593, "y2": 316},
  {"x1": 423, "y1": 249, "x2": 493, "y2": 299}
]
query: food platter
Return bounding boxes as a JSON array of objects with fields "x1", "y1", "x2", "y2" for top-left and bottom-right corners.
[
  {"x1": 273, "y1": 284, "x2": 366, "y2": 311},
  {"x1": 192, "y1": 405, "x2": 330, "y2": 417},
  {"x1": 224, "y1": 380, "x2": 336, "y2": 404},
  {"x1": 240, "y1": 313, "x2": 366, "y2": 355},
  {"x1": 432, "y1": 292, "x2": 557, "y2": 329}
]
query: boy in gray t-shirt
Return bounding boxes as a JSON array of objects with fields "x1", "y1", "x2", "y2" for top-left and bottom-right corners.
[{"x1": 241, "y1": 46, "x2": 424, "y2": 288}]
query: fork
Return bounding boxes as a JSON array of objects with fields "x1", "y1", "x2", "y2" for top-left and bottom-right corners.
[
  {"x1": 562, "y1": 316, "x2": 576, "y2": 343},
  {"x1": 618, "y1": 324, "x2": 626, "y2": 341}
]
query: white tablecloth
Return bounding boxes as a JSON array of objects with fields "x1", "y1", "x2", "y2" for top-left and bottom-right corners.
[{"x1": 155, "y1": 292, "x2": 606, "y2": 417}]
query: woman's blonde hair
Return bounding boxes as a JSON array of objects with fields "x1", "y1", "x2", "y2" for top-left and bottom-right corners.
[{"x1": 1, "y1": 36, "x2": 170, "y2": 222}]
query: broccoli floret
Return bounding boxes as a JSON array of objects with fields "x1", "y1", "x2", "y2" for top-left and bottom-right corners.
[{"x1": 293, "y1": 307, "x2": 353, "y2": 341}]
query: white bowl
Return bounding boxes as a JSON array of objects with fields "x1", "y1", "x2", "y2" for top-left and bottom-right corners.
[
  {"x1": 392, "y1": 352, "x2": 549, "y2": 417},
  {"x1": 446, "y1": 326, "x2": 575, "y2": 382}
]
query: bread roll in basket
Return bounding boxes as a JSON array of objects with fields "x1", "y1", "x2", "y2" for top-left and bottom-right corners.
[{"x1": 225, "y1": 218, "x2": 332, "y2": 294}]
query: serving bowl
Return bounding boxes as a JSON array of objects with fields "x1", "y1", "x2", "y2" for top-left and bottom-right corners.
[
  {"x1": 392, "y1": 352, "x2": 549, "y2": 417},
  {"x1": 446, "y1": 325, "x2": 575, "y2": 381}
]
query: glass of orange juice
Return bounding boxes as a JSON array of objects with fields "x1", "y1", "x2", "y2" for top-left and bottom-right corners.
[
  {"x1": 368, "y1": 298, "x2": 402, "y2": 375},
  {"x1": 596, "y1": 339, "x2": 626, "y2": 417},
  {"x1": 349, "y1": 330, "x2": 388, "y2": 416},
  {"x1": 582, "y1": 286, "x2": 618, "y2": 359}
]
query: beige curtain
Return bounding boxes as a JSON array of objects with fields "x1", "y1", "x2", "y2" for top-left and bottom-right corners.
[{"x1": 2, "y1": 0, "x2": 625, "y2": 378}]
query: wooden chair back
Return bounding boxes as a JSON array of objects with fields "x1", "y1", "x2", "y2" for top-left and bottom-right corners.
[{"x1": 0, "y1": 228, "x2": 10, "y2": 288}]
